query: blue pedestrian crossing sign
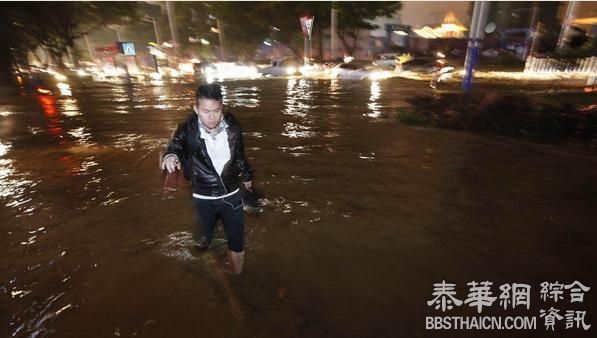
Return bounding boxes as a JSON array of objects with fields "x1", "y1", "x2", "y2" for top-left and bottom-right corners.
[{"x1": 119, "y1": 42, "x2": 136, "y2": 56}]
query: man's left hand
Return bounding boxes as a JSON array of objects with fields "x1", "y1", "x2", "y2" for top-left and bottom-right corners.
[{"x1": 243, "y1": 181, "x2": 253, "y2": 192}]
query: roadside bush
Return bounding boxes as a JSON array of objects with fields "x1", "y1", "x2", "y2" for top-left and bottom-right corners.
[
  {"x1": 401, "y1": 93, "x2": 597, "y2": 145},
  {"x1": 396, "y1": 108, "x2": 428, "y2": 125}
]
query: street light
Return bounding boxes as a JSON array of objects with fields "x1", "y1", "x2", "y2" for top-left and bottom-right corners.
[{"x1": 143, "y1": 15, "x2": 162, "y2": 46}]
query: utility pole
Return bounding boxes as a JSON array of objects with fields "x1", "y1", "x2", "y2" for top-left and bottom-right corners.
[
  {"x1": 557, "y1": 1, "x2": 578, "y2": 49},
  {"x1": 524, "y1": 2, "x2": 540, "y2": 59},
  {"x1": 217, "y1": 19, "x2": 225, "y2": 60},
  {"x1": 151, "y1": 16, "x2": 162, "y2": 46},
  {"x1": 331, "y1": 8, "x2": 337, "y2": 60},
  {"x1": 462, "y1": 1, "x2": 490, "y2": 91},
  {"x1": 84, "y1": 35, "x2": 94, "y2": 62},
  {"x1": 143, "y1": 15, "x2": 162, "y2": 46},
  {"x1": 166, "y1": 1, "x2": 179, "y2": 60},
  {"x1": 529, "y1": 22, "x2": 544, "y2": 57},
  {"x1": 300, "y1": 15, "x2": 314, "y2": 66}
]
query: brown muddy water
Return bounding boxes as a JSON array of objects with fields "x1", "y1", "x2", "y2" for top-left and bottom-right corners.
[{"x1": 1, "y1": 77, "x2": 596, "y2": 338}]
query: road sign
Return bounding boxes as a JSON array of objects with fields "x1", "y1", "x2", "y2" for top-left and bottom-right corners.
[
  {"x1": 119, "y1": 42, "x2": 136, "y2": 56},
  {"x1": 300, "y1": 15, "x2": 314, "y2": 39}
]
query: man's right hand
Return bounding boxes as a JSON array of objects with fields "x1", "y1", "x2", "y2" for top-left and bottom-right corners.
[{"x1": 162, "y1": 155, "x2": 181, "y2": 173}]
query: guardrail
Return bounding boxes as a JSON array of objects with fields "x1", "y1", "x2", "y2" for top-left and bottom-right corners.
[{"x1": 524, "y1": 56, "x2": 597, "y2": 74}]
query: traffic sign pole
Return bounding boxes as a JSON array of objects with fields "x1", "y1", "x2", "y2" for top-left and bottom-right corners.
[{"x1": 462, "y1": 1, "x2": 490, "y2": 91}]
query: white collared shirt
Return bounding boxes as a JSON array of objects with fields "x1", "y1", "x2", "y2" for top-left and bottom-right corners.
[{"x1": 199, "y1": 121, "x2": 231, "y2": 177}]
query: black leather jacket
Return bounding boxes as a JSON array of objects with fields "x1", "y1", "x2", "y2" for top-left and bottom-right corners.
[{"x1": 164, "y1": 112, "x2": 253, "y2": 197}]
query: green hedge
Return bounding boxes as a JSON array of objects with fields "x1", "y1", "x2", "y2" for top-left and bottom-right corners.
[{"x1": 398, "y1": 93, "x2": 597, "y2": 145}]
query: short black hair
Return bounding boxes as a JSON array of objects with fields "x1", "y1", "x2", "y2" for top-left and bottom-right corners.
[{"x1": 195, "y1": 83, "x2": 222, "y2": 102}]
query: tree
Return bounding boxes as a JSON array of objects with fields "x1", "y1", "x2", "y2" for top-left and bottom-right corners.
[
  {"x1": 334, "y1": 2, "x2": 402, "y2": 56},
  {"x1": 206, "y1": 2, "x2": 272, "y2": 59},
  {"x1": 206, "y1": 2, "x2": 402, "y2": 59},
  {"x1": 0, "y1": 8, "x2": 20, "y2": 88},
  {"x1": 5, "y1": 2, "x2": 137, "y2": 69},
  {"x1": 174, "y1": 2, "x2": 218, "y2": 59}
]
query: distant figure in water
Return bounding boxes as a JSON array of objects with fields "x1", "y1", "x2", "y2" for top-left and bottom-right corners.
[{"x1": 162, "y1": 83, "x2": 254, "y2": 274}]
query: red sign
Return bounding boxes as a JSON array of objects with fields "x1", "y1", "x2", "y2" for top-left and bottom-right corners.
[{"x1": 300, "y1": 15, "x2": 314, "y2": 39}]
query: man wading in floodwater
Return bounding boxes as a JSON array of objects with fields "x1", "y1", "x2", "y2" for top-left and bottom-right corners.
[{"x1": 162, "y1": 83, "x2": 253, "y2": 274}]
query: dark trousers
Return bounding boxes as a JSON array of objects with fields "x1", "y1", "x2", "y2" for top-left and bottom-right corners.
[{"x1": 192, "y1": 191, "x2": 244, "y2": 252}]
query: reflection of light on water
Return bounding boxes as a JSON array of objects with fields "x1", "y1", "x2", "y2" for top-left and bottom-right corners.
[
  {"x1": 10, "y1": 292, "x2": 72, "y2": 338},
  {"x1": 38, "y1": 94, "x2": 57, "y2": 117},
  {"x1": 112, "y1": 134, "x2": 163, "y2": 154},
  {"x1": 110, "y1": 86, "x2": 127, "y2": 96},
  {"x1": 260, "y1": 196, "x2": 312, "y2": 214},
  {"x1": 113, "y1": 133, "x2": 143, "y2": 152},
  {"x1": 0, "y1": 140, "x2": 10, "y2": 157},
  {"x1": 29, "y1": 226, "x2": 45, "y2": 234},
  {"x1": 359, "y1": 152, "x2": 376, "y2": 160},
  {"x1": 282, "y1": 79, "x2": 317, "y2": 139},
  {"x1": 0, "y1": 157, "x2": 39, "y2": 216},
  {"x1": 282, "y1": 122, "x2": 316, "y2": 139},
  {"x1": 59, "y1": 98, "x2": 80, "y2": 117},
  {"x1": 153, "y1": 104, "x2": 172, "y2": 109},
  {"x1": 114, "y1": 105, "x2": 130, "y2": 114},
  {"x1": 78, "y1": 158, "x2": 100, "y2": 175},
  {"x1": 278, "y1": 145, "x2": 310, "y2": 157},
  {"x1": 283, "y1": 79, "x2": 315, "y2": 117},
  {"x1": 20, "y1": 235, "x2": 37, "y2": 245},
  {"x1": 11, "y1": 289, "x2": 33, "y2": 298},
  {"x1": 68, "y1": 127, "x2": 95, "y2": 147},
  {"x1": 27, "y1": 127, "x2": 43, "y2": 135},
  {"x1": 329, "y1": 78, "x2": 340, "y2": 97},
  {"x1": 100, "y1": 196, "x2": 129, "y2": 206},
  {"x1": 160, "y1": 232, "x2": 198, "y2": 262},
  {"x1": 247, "y1": 132, "x2": 264, "y2": 138},
  {"x1": 365, "y1": 81, "x2": 383, "y2": 118},
  {"x1": 291, "y1": 175, "x2": 315, "y2": 182},
  {"x1": 226, "y1": 86, "x2": 261, "y2": 108},
  {"x1": 370, "y1": 81, "x2": 381, "y2": 101}
]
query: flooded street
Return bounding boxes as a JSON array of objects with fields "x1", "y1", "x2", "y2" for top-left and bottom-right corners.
[{"x1": 1, "y1": 77, "x2": 596, "y2": 337}]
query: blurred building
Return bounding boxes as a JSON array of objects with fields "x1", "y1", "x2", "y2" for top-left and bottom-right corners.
[{"x1": 480, "y1": 1, "x2": 562, "y2": 58}]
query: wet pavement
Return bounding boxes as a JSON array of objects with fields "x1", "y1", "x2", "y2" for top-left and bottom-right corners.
[{"x1": 1, "y1": 77, "x2": 596, "y2": 338}]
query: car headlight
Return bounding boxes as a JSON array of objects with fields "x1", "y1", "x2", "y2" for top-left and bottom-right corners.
[{"x1": 286, "y1": 67, "x2": 297, "y2": 75}]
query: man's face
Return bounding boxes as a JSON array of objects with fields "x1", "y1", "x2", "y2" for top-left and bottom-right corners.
[{"x1": 195, "y1": 98, "x2": 223, "y2": 129}]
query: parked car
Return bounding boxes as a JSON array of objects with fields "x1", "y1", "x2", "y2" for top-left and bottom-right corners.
[
  {"x1": 399, "y1": 58, "x2": 438, "y2": 73},
  {"x1": 202, "y1": 62, "x2": 261, "y2": 80},
  {"x1": 259, "y1": 57, "x2": 302, "y2": 77},
  {"x1": 330, "y1": 62, "x2": 391, "y2": 80}
]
